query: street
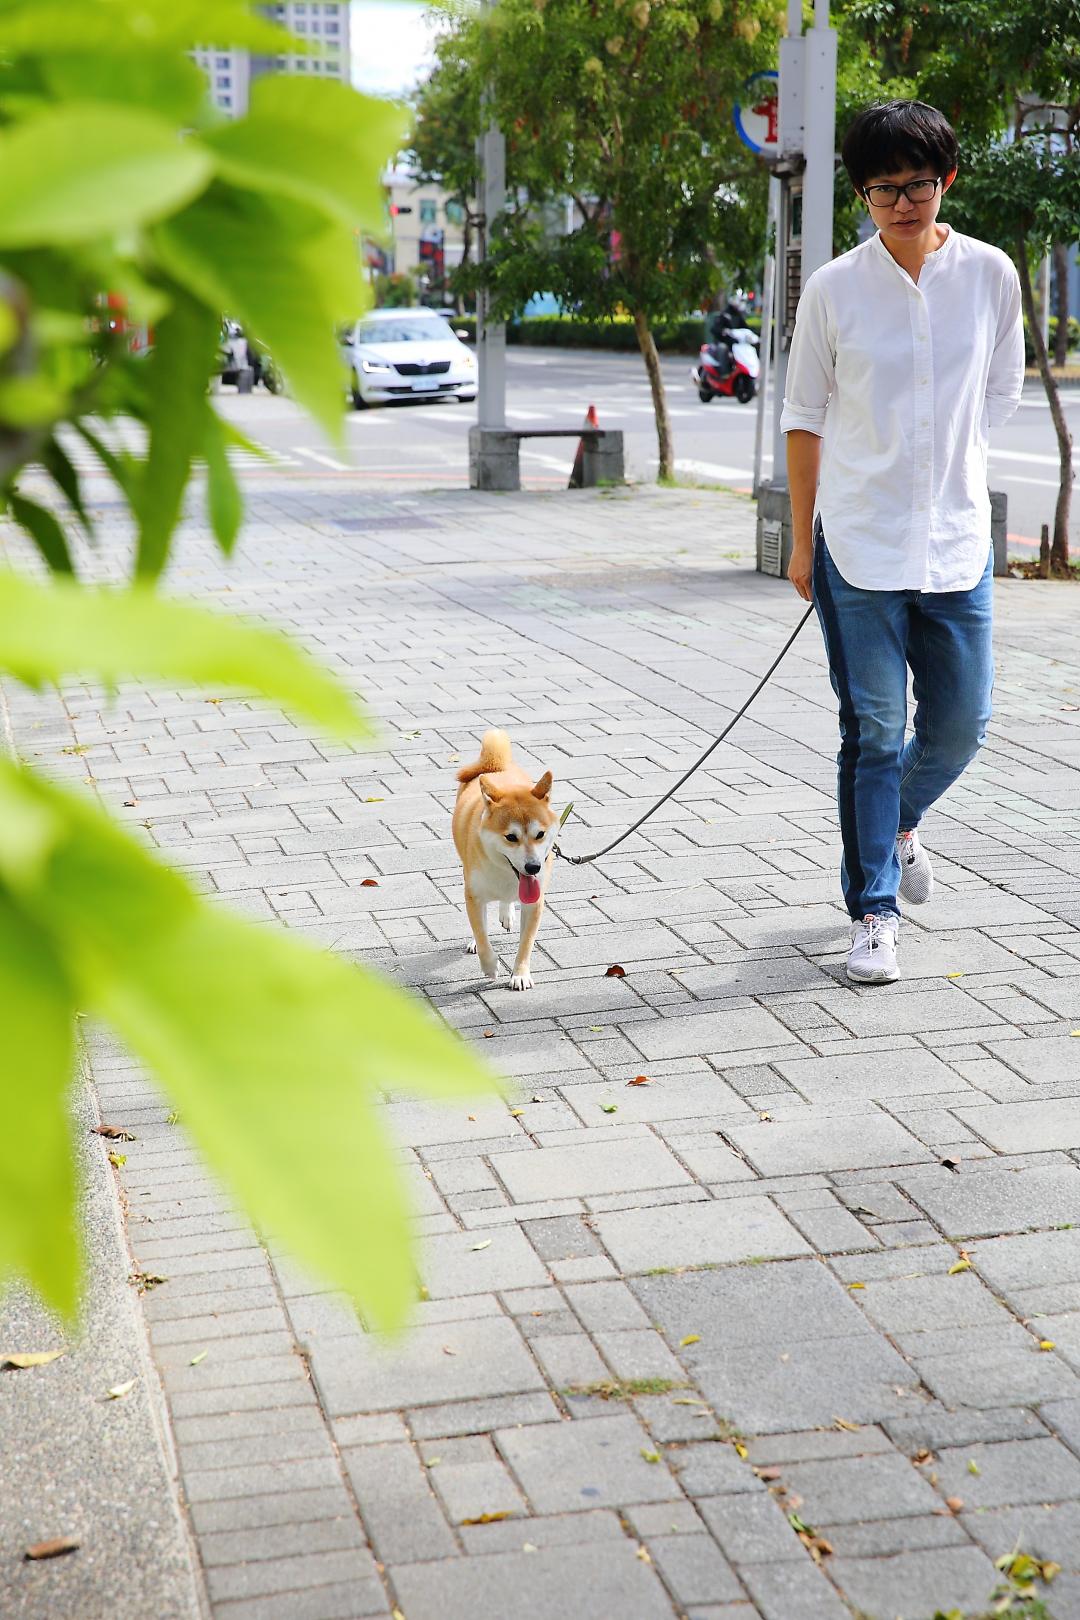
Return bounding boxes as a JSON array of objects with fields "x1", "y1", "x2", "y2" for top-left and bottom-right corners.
[{"x1": 210, "y1": 348, "x2": 1080, "y2": 553}]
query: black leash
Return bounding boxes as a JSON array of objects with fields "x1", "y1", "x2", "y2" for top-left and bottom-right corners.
[{"x1": 554, "y1": 603, "x2": 816, "y2": 867}]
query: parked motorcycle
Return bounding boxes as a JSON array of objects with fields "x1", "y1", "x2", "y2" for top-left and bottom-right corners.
[{"x1": 691, "y1": 327, "x2": 760, "y2": 404}]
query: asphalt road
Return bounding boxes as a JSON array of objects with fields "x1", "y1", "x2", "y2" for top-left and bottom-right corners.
[{"x1": 215, "y1": 347, "x2": 1079, "y2": 552}]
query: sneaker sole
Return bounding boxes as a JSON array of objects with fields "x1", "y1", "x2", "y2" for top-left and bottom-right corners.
[{"x1": 846, "y1": 963, "x2": 900, "y2": 984}]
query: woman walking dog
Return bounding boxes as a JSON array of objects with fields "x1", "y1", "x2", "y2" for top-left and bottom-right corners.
[{"x1": 782, "y1": 99, "x2": 1024, "y2": 985}]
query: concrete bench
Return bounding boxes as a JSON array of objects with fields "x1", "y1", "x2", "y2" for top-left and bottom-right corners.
[{"x1": 469, "y1": 425, "x2": 625, "y2": 492}]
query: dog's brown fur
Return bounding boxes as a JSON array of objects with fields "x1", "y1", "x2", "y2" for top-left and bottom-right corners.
[{"x1": 452, "y1": 729, "x2": 557, "y2": 990}]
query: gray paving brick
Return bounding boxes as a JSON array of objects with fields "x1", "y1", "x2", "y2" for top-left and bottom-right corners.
[
  {"x1": 213, "y1": 1579, "x2": 389, "y2": 1619},
  {"x1": 899, "y1": 1162, "x2": 1080, "y2": 1238},
  {"x1": 723, "y1": 1110, "x2": 932, "y2": 1175},
  {"x1": 933, "y1": 1436, "x2": 1080, "y2": 1507},
  {"x1": 310, "y1": 1315, "x2": 545, "y2": 1414},
  {"x1": 408, "y1": 1392, "x2": 561, "y2": 1440},
  {"x1": 491, "y1": 1135, "x2": 692, "y2": 1202},
  {"x1": 696, "y1": 1493, "x2": 804, "y2": 1563},
  {"x1": 419, "y1": 1225, "x2": 548, "y2": 1298},
  {"x1": 595, "y1": 1196, "x2": 810, "y2": 1273},
  {"x1": 830, "y1": 1546, "x2": 1000, "y2": 1620},
  {"x1": 496, "y1": 1412, "x2": 682, "y2": 1512},
  {"x1": 198, "y1": 1514, "x2": 367, "y2": 1568},
  {"x1": 667, "y1": 1442, "x2": 763, "y2": 1497},
  {"x1": 736, "y1": 1559, "x2": 852, "y2": 1620},
  {"x1": 206, "y1": 1547, "x2": 378, "y2": 1603},
  {"x1": 777, "y1": 1452, "x2": 941, "y2": 1524},
  {"x1": 392, "y1": 1540, "x2": 676, "y2": 1620},
  {"x1": 648, "y1": 1534, "x2": 745, "y2": 1605},
  {"x1": 341, "y1": 1442, "x2": 458, "y2": 1563},
  {"x1": 189, "y1": 1485, "x2": 355, "y2": 1536}
]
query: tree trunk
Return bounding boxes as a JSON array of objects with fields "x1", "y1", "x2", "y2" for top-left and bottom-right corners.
[
  {"x1": 633, "y1": 306, "x2": 674, "y2": 481},
  {"x1": 1017, "y1": 230, "x2": 1074, "y2": 573},
  {"x1": 1054, "y1": 240, "x2": 1070, "y2": 369}
]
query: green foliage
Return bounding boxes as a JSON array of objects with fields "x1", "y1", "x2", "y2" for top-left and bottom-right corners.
[
  {"x1": 0, "y1": 0, "x2": 499, "y2": 1329},
  {"x1": 453, "y1": 311, "x2": 758, "y2": 351}
]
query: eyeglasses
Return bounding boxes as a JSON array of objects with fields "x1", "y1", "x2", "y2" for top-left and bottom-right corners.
[{"x1": 863, "y1": 177, "x2": 942, "y2": 208}]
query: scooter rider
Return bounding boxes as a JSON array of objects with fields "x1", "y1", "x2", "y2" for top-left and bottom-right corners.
[{"x1": 706, "y1": 298, "x2": 750, "y2": 379}]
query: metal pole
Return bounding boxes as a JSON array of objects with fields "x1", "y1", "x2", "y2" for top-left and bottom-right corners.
[
  {"x1": 476, "y1": 120, "x2": 507, "y2": 429},
  {"x1": 800, "y1": 0, "x2": 837, "y2": 287},
  {"x1": 753, "y1": 176, "x2": 781, "y2": 497}
]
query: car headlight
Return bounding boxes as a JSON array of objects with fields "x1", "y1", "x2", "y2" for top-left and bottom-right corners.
[
  {"x1": 361, "y1": 358, "x2": 393, "y2": 374},
  {"x1": 462, "y1": 353, "x2": 477, "y2": 369}
]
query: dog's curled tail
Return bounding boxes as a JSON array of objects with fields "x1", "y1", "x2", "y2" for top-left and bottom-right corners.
[{"x1": 457, "y1": 728, "x2": 513, "y2": 785}]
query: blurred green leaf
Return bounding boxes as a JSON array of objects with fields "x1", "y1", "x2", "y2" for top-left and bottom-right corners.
[
  {"x1": 0, "y1": 0, "x2": 294, "y2": 58},
  {"x1": 39, "y1": 51, "x2": 211, "y2": 122},
  {"x1": 0, "y1": 104, "x2": 212, "y2": 248},
  {"x1": 134, "y1": 288, "x2": 220, "y2": 580},
  {"x1": 0, "y1": 891, "x2": 79, "y2": 1317},
  {"x1": 155, "y1": 187, "x2": 360, "y2": 437},
  {"x1": 0, "y1": 571, "x2": 368, "y2": 741},
  {"x1": 0, "y1": 763, "x2": 499, "y2": 1329},
  {"x1": 204, "y1": 78, "x2": 408, "y2": 233},
  {"x1": 202, "y1": 408, "x2": 242, "y2": 558},
  {"x1": 7, "y1": 492, "x2": 73, "y2": 573}
]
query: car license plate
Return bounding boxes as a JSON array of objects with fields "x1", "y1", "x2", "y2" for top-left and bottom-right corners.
[{"x1": 414, "y1": 378, "x2": 438, "y2": 391}]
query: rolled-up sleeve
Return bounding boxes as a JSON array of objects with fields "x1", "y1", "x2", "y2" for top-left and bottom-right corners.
[
  {"x1": 779, "y1": 273, "x2": 835, "y2": 437},
  {"x1": 985, "y1": 264, "x2": 1024, "y2": 427}
]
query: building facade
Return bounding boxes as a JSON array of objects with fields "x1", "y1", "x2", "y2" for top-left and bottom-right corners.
[{"x1": 191, "y1": 2, "x2": 350, "y2": 119}]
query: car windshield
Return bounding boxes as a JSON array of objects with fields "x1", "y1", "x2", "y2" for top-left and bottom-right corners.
[{"x1": 355, "y1": 319, "x2": 452, "y2": 344}]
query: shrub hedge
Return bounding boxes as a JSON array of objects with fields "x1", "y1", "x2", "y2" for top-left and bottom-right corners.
[{"x1": 443, "y1": 312, "x2": 761, "y2": 353}]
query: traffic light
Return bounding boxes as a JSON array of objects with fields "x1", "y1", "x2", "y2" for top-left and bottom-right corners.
[{"x1": 389, "y1": 204, "x2": 414, "y2": 216}]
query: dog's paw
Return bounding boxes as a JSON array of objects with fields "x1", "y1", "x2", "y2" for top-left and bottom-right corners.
[
  {"x1": 498, "y1": 903, "x2": 515, "y2": 931},
  {"x1": 509, "y1": 968, "x2": 533, "y2": 992},
  {"x1": 480, "y1": 952, "x2": 498, "y2": 979},
  {"x1": 464, "y1": 938, "x2": 478, "y2": 955}
]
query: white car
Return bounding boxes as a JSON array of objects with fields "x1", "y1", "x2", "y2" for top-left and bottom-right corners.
[{"x1": 340, "y1": 308, "x2": 477, "y2": 408}]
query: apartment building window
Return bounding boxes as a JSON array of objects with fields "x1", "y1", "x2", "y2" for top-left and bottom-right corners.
[
  {"x1": 419, "y1": 199, "x2": 437, "y2": 224},
  {"x1": 216, "y1": 74, "x2": 231, "y2": 88},
  {"x1": 311, "y1": 18, "x2": 321, "y2": 29},
  {"x1": 215, "y1": 54, "x2": 229, "y2": 66},
  {"x1": 325, "y1": 19, "x2": 339, "y2": 32}
]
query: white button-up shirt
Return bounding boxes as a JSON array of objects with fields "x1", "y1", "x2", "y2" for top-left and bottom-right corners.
[{"x1": 780, "y1": 225, "x2": 1024, "y2": 592}]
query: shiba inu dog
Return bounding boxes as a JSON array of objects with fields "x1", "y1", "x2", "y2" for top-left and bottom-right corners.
[{"x1": 452, "y1": 729, "x2": 557, "y2": 991}]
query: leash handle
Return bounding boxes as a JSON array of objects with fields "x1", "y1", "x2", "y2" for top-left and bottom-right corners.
[{"x1": 554, "y1": 604, "x2": 815, "y2": 868}]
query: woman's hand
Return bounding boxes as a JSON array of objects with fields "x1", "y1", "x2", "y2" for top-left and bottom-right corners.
[{"x1": 788, "y1": 536, "x2": 814, "y2": 602}]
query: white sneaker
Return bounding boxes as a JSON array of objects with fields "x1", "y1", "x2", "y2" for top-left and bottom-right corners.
[
  {"x1": 897, "y1": 829, "x2": 933, "y2": 905},
  {"x1": 847, "y1": 914, "x2": 900, "y2": 984}
]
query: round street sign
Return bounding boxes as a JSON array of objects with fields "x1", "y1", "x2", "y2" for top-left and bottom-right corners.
[{"x1": 734, "y1": 70, "x2": 779, "y2": 156}]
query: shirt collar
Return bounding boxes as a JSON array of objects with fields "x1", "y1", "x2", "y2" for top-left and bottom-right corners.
[{"x1": 872, "y1": 223, "x2": 954, "y2": 276}]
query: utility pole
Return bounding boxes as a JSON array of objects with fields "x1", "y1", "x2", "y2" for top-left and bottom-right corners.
[
  {"x1": 756, "y1": 0, "x2": 836, "y2": 576},
  {"x1": 469, "y1": 0, "x2": 511, "y2": 486}
]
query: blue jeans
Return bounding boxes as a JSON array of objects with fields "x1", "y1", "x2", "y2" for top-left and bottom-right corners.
[{"x1": 812, "y1": 525, "x2": 994, "y2": 920}]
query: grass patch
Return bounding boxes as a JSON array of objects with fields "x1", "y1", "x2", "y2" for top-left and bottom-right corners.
[{"x1": 562, "y1": 1378, "x2": 690, "y2": 1401}]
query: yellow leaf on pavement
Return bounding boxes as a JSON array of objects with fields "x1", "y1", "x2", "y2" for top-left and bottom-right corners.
[{"x1": 2, "y1": 1350, "x2": 64, "y2": 1369}]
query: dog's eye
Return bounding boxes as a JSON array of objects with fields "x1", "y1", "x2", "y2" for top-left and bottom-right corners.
[
  {"x1": 505, "y1": 833, "x2": 519, "y2": 843},
  {"x1": 534, "y1": 830, "x2": 545, "y2": 840}
]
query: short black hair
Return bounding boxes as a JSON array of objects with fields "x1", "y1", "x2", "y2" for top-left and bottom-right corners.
[{"x1": 841, "y1": 100, "x2": 958, "y2": 193}]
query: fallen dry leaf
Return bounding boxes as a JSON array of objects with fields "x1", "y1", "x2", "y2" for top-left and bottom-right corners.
[
  {"x1": 360, "y1": 878, "x2": 380, "y2": 888},
  {"x1": 941, "y1": 1158, "x2": 961, "y2": 1173},
  {"x1": 679, "y1": 1334, "x2": 701, "y2": 1347},
  {"x1": 967, "y1": 1458, "x2": 980, "y2": 1475},
  {"x1": 1039, "y1": 1339, "x2": 1057, "y2": 1351},
  {"x1": 469, "y1": 1240, "x2": 492, "y2": 1252},
  {"x1": 509, "y1": 1107, "x2": 524, "y2": 1117},
  {"x1": 627, "y1": 1075, "x2": 651, "y2": 1087},
  {"x1": 522, "y1": 1541, "x2": 538, "y2": 1553},
  {"x1": 460, "y1": 1511, "x2": 510, "y2": 1525},
  {"x1": 24, "y1": 1537, "x2": 79, "y2": 1561},
  {"x1": 636, "y1": 1545, "x2": 652, "y2": 1563},
  {"x1": 106, "y1": 1379, "x2": 136, "y2": 1400},
  {"x1": 600, "y1": 1103, "x2": 618, "y2": 1114},
  {"x1": 442, "y1": 1345, "x2": 457, "y2": 1356},
  {"x1": 482, "y1": 1031, "x2": 494, "y2": 1038},
  {"x1": 94, "y1": 1125, "x2": 135, "y2": 1141},
  {"x1": 107, "y1": 1152, "x2": 127, "y2": 1168},
  {"x1": 833, "y1": 1417, "x2": 861, "y2": 1432},
  {"x1": 847, "y1": 1282, "x2": 866, "y2": 1291},
  {"x1": 734, "y1": 1441, "x2": 748, "y2": 1459},
  {"x1": 641, "y1": 1448, "x2": 661, "y2": 1463},
  {"x1": 946, "y1": 971, "x2": 964, "y2": 979},
  {"x1": 189, "y1": 1349, "x2": 208, "y2": 1366},
  {"x1": 948, "y1": 1257, "x2": 971, "y2": 1275},
  {"x1": 2, "y1": 1351, "x2": 64, "y2": 1370},
  {"x1": 755, "y1": 1465, "x2": 783, "y2": 1481},
  {"x1": 912, "y1": 1449, "x2": 934, "y2": 1466},
  {"x1": 605, "y1": 964, "x2": 626, "y2": 977},
  {"x1": 945, "y1": 1496, "x2": 964, "y2": 1513}
]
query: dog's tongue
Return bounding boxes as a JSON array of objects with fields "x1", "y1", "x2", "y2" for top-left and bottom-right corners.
[{"x1": 518, "y1": 872, "x2": 542, "y2": 906}]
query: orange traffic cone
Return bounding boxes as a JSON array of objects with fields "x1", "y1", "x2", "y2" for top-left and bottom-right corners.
[{"x1": 569, "y1": 403, "x2": 599, "y2": 488}]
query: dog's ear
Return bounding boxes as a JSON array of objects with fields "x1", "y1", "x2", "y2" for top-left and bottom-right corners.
[
  {"x1": 478, "y1": 775, "x2": 502, "y2": 805},
  {"x1": 532, "y1": 771, "x2": 553, "y2": 801}
]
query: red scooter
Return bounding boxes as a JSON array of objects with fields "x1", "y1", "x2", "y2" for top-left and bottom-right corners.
[{"x1": 691, "y1": 329, "x2": 760, "y2": 404}]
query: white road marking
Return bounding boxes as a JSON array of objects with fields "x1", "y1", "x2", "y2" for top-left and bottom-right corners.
[
  {"x1": 674, "y1": 458, "x2": 754, "y2": 483},
  {"x1": 990, "y1": 447, "x2": 1076, "y2": 468},
  {"x1": 293, "y1": 446, "x2": 351, "y2": 471}
]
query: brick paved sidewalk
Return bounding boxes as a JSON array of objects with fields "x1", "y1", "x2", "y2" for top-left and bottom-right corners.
[{"x1": 6, "y1": 481, "x2": 1080, "y2": 1620}]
